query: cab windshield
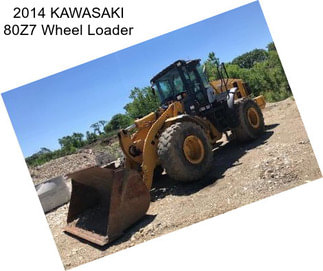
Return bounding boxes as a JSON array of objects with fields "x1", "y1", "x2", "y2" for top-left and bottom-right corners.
[{"x1": 153, "y1": 68, "x2": 185, "y2": 103}]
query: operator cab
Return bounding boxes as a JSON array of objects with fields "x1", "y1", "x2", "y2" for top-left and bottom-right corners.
[
  {"x1": 150, "y1": 59, "x2": 211, "y2": 110},
  {"x1": 151, "y1": 59, "x2": 239, "y2": 132}
]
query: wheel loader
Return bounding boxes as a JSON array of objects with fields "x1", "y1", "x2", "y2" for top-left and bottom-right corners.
[{"x1": 64, "y1": 59, "x2": 266, "y2": 246}]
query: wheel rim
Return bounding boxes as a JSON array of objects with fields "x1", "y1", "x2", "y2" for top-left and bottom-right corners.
[
  {"x1": 183, "y1": 135, "x2": 205, "y2": 164},
  {"x1": 247, "y1": 107, "x2": 260, "y2": 129}
]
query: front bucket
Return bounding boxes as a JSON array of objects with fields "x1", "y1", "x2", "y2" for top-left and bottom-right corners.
[{"x1": 64, "y1": 166, "x2": 150, "y2": 246}]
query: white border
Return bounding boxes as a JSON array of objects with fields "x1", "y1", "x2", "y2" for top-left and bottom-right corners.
[{"x1": 0, "y1": 1, "x2": 322, "y2": 271}]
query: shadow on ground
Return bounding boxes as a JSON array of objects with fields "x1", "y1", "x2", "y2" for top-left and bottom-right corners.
[{"x1": 150, "y1": 124, "x2": 277, "y2": 202}]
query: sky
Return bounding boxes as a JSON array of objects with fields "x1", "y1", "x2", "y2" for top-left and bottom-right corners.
[{"x1": 2, "y1": 1, "x2": 273, "y2": 157}]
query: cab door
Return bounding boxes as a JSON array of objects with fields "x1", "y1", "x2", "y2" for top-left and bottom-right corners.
[{"x1": 182, "y1": 66, "x2": 209, "y2": 107}]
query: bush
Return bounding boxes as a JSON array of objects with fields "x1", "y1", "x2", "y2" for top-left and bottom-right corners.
[{"x1": 205, "y1": 42, "x2": 292, "y2": 102}]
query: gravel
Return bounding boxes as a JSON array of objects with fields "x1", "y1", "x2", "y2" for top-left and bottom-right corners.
[{"x1": 33, "y1": 97, "x2": 322, "y2": 269}]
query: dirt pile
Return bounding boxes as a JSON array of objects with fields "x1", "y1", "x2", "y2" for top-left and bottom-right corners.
[
  {"x1": 29, "y1": 137, "x2": 123, "y2": 185},
  {"x1": 29, "y1": 149, "x2": 97, "y2": 185}
]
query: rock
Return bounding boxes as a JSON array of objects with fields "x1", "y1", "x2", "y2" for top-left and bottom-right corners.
[
  {"x1": 36, "y1": 176, "x2": 71, "y2": 213},
  {"x1": 298, "y1": 140, "x2": 309, "y2": 145}
]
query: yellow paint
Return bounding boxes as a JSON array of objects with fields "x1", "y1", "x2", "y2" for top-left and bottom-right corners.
[
  {"x1": 183, "y1": 135, "x2": 205, "y2": 164},
  {"x1": 253, "y1": 95, "x2": 266, "y2": 109},
  {"x1": 118, "y1": 75, "x2": 266, "y2": 191},
  {"x1": 247, "y1": 107, "x2": 260, "y2": 129},
  {"x1": 141, "y1": 103, "x2": 182, "y2": 189}
]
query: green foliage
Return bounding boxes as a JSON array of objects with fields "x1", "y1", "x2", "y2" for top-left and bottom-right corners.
[
  {"x1": 204, "y1": 52, "x2": 220, "y2": 81},
  {"x1": 90, "y1": 120, "x2": 106, "y2": 135},
  {"x1": 104, "y1": 129, "x2": 119, "y2": 137},
  {"x1": 71, "y1": 133, "x2": 85, "y2": 148},
  {"x1": 204, "y1": 42, "x2": 291, "y2": 102},
  {"x1": 39, "y1": 147, "x2": 51, "y2": 154},
  {"x1": 124, "y1": 86, "x2": 160, "y2": 119},
  {"x1": 104, "y1": 122, "x2": 113, "y2": 133},
  {"x1": 231, "y1": 49, "x2": 268, "y2": 69},
  {"x1": 25, "y1": 147, "x2": 77, "y2": 167},
  {"x1": 86, "y1": 131, "x2": 98, "y2": 144},
  {"x1": 58, "y1": 132, "x2": 85, "y2": 152},
  {"x1": 105, "y1": 113, "x2": 132, "y2": 133},
  {"x1": 267, "y1": 42, "x2": 276, "y2": 52}
]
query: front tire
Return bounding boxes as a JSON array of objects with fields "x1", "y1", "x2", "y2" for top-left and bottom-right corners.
[{"x1": 157, "y1": 122, "x2": 213, "y2": 182}]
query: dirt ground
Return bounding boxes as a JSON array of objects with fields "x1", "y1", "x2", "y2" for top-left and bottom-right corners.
[{"x1": 44, "y1": 97, "x2": 321, "y2": 269}]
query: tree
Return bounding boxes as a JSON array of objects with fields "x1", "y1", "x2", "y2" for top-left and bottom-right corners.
[
  {"x1": 71, "y1": 132, "x2": 85, "y2": 148},
  {"x1": 204, "y1": 52, "x2": 220, "y2": 81},
  {"x1": 267, "y1": 42, "x2": 276, "y2": 52},
  {"x1": 204, "y1": 42, "x2": 291, "y2": 102},
  {"x1": 232, "y1": 49, "x2": 268, "y2": 69},
  {"x1": 104, "y1": 123, "x2": 113, "y2": 134},
  {"x1": 107, "y1": 114, "x2": 132, "y2": 130},
  {"x1": 98, "y1": 120, "x2": 107, "y2": 130},
  {"x1": 90, "y1": 122, "x2": 104, "y2": 135},
  {"x1": 124, "y1": 86, "x2": 160, "y2": 119},
  {"x1": 225, "y1": 42, "x2": 290, "y2": 101},
  {"x1": 58, "y1": 136, "x2": 73, "y2": 151},
  {"x1": 208, "y1": 52, "x2": 220, "y2": 66},
  {"x1": 58, "y1": 133, "x2": 85, "y2": 152},
  {"x1": 86, "y1": 131, "x2": 98, "y2": 144},
  {"x1": 38, "y1": 147, "x2": 51, "y2": 154}
]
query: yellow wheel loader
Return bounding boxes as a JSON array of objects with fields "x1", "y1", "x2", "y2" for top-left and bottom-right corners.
[{"x1": 64, "y1": 59, "x2": 266, "y2": 246}]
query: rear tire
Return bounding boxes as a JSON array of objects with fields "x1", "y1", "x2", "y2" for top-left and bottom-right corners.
[
  {"x1": 157, "y1": 122, "x2": 213, "y2": 182},
  {"x1": 232, "y1": 98, "x2": 265, "y2": 142}
]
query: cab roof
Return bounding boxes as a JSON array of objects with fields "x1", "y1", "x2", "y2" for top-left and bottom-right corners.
[{"x1": 150, "y1": 59, "x2": 200, "y2": 84}]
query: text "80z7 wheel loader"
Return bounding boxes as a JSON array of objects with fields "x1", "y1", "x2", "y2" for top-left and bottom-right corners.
[{"x1": 64, "y1": 59, "x2": 266, "y2": 246}]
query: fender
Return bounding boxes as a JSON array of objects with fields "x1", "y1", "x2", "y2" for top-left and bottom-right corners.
[
  {"x1": 164, "y1": 114, "x2": 208, "y2": 130},
  {"x1": 165, "y1": 114, "x2": 222, "y2": 143}
]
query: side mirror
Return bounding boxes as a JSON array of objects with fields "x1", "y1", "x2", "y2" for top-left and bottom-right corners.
[{"x1": 151, "y1": 87, "x2": 156, "y2": 96}]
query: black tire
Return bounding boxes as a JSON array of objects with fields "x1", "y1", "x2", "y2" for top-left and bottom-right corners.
[
  {"x1": 232, "y1": 98, "x2": 265, "y2": 142},
  {"x1": 153, "y1": 165, "x2": 164, "y2": 179},
  {"x1": 157, "y1": 122, "x2": 213, "y2": 182}
]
